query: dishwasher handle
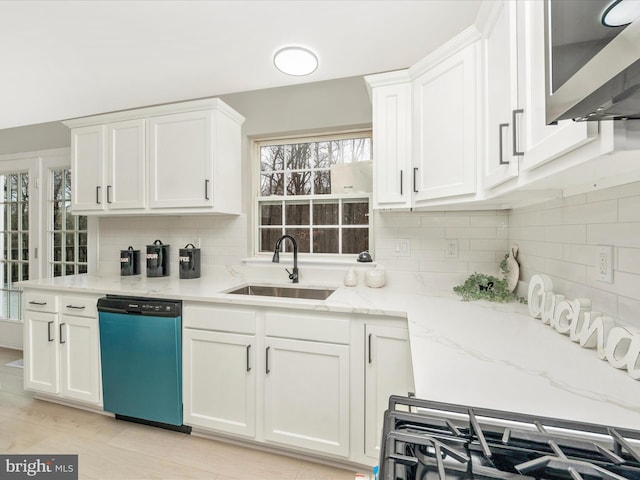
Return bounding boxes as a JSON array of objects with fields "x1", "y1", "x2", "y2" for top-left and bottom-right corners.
[{"x1": 97, "y1": 306, "x2": 129, "y2": 314}]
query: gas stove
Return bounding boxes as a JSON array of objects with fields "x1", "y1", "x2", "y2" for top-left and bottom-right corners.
[{"x1": 380, "y1": 396, "x2": 640, "y2": 480}]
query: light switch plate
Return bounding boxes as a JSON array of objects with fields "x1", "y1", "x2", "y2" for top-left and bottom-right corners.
[
  {"x1": 394, "y1": 239, "x2": 411, "y2": 257},
  {"x1": 596, "y1": 245, "x2": 613, "y2": 283}
]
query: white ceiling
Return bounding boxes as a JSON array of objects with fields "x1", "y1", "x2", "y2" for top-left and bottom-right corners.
[{"x1": 0, "y1": 0, "x2": 482, "y2": 130}]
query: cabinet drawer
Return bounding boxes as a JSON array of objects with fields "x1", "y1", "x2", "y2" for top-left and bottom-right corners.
[
  {"x1": 61, "y1": 295, "x2": 99, "y2": 318},
  {"x1": 24, "y1": 292, "x2": 59, "y2": 313},
  {"x1": 265, "y1": 311, "x2": 350, "y2": 344},
  {"x1": 183, "y1": 303, "x2": 257, "y2": 334}
]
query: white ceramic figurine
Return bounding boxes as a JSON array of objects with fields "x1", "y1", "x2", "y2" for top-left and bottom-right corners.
[{"x1": 506, "y1": 244, "x2": 520, "y2": 292}]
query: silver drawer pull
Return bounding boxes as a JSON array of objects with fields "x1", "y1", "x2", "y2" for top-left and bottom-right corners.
[
  {"x1": 29, "y1": 301, "x2": 47, "y2": 306},
  {"x1": 66, "y1": 305, "x2": 86, "y2": 310}
]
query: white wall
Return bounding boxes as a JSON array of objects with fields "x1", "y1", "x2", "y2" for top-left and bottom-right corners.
[{"x1": 509, "y1": 181, "x2": 640, "y2": 329}]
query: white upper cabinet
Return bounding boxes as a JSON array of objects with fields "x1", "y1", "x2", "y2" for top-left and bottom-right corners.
[
  {"x1": 366, "y1": 28, "x2": 482, "y2": 209},
  {"x1": 148, "y1": 110, "x2": 213, "y2": 209},
  {"x1": 71, "y1": 120, "x2": 146, "y2": 212},
  {"x1": 482, "y1": 0, "x2": 520, "y2": 189},
  {"x1": 368, "y1": 72, "x2": 412, "y2": 209},
  {"x1": 64, "y1": 98, "x2": 244, "y2": 215},
  {"x1": 71, "y1": 125, "x2": 105, "y2": 212},
  {"x1": 106, "y1": 119, "x2": 146, "y2": 210},
  {"x1": 367, "y1": 1, "x2": 640, "y2": 210},
  {"x1": 412, "y1": 40, "x2": 479, "y2": 202}
]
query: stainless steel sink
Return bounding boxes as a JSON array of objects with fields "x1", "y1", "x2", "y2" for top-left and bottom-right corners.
[{"x1": 226, "y1": 284, "x2": 335, "y2": 300}]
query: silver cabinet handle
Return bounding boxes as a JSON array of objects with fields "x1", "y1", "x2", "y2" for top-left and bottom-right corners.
[
  {"x1": 29, "y1": 301, "x2": 47, "y2": 306},
  {"x1": 368, "y1": 334, "x2": 372, "y2": 364},
  {"x1": 205, "y1": 179, "x2": 210, "y2": 200},
  {"x1": 107, "y1": 185, "x2": 112, "y2": 204},
  {"x1": 96, "y1": 186, "x2": 101, "y2": 204},
  {"x1": 265, "y1": 346, "x2": 270, "y2": 374},
  {"x1": 66, "y1": 305, "x2": 85, "y2": 310},
  {"x1": 246, "y1": 345, "x2": 251, "y2": 372},
  {"x1": 47, "y1": 321, "x2": 54, "y2": 342},
  {"x1": 59, "y1": 323, "x2": 66, "y2": 344},
  {"x1": 499, "y1": 123, "x2": 510, "y2": 165},
  {"x1": 512, "y1": 109, "x2": 524, "y2": 156},
  {"x1": 399, "y1": 170, "x2": 403, "y2": 195},
  {"x1": 413, "y1": 167, "x2": 418, "y2": 193}
]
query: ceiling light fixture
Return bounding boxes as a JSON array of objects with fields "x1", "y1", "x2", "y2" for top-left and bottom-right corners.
[
  {"x1": 273, "y1": 46, "x2": 318, "y2": 76},
  {"x1": 601, "y1": 0, "x2": 640, "y2": 27}
]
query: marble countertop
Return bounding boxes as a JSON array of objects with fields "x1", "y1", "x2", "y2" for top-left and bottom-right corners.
[{"x1": 19, "y1": 265, "x2": 640, "y2": 431}]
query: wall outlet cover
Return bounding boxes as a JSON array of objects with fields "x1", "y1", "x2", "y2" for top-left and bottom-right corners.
[
  {"x1": 596, "y1": 245, "x2": 613, "y2": 283},
  {"x1": 445, "y1": 239, "x2": 458, "y2": 259},
  {"x1": 394, "y1": 239, "x2": 410, "y2": 257}
]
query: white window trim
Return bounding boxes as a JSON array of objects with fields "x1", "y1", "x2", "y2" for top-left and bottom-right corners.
[
  {"x1": 41, "y1": 153, "x2": 97, "y2": 277},
  {"x1": 0, "y1": 153, "x2": 41, "y2": 283},
  {"x1": 0, "y1": 147, "x2": 99, "y2": 283},
  {"x1": 250, "y1": 130, "x2": 374, "y2": 260}
]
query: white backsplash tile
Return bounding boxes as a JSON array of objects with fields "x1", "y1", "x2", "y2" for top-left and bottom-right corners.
[
  {"x1": 510, "y1": 181, "x2": 640, "y2": 329},
  {"x1": 97, "y1": 214, "x2": 248, "y2": 276},
  {"x1": 373, "y1": 210, "x2": 510, "y2": 276}
]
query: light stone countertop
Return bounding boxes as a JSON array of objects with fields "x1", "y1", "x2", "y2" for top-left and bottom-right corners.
[{"x1": 19, "y1": 264, "x2": 640, "y2": 431}]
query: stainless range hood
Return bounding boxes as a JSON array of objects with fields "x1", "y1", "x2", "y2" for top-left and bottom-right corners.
[{"x1": 545, "y1": 0, "x2": 640, "y2": 123}]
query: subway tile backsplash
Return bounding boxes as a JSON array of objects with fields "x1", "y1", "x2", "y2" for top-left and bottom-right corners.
[
  {"x1": 97, "y1": 214, "x2": 248, "y2": 276},
  {"x1": 95, "y1": 181, "x2": 640, "y2": 329},
  {"x1": 373, "y1": 210, "x2": 510, "y2": 276},
  {"x1": 509, "y1": 181, "x2": 640, "y2": 329}
]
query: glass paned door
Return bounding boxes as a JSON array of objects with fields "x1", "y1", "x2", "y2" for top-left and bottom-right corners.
[
  {"x1": 0, "y1": 172, "x2": 29, "y2": 320},
  {"x1": 50, "y1": 169, "x2": 88, "y2": 277}
]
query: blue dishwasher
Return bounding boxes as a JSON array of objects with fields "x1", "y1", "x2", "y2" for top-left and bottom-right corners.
[{"x1": 97, "y1": 296, "x2": 189, "y2": 432}]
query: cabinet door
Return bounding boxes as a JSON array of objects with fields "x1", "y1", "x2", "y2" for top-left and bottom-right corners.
[
  {"x1": 264, "y1": 337, "x2": 350, "y2": 457},
  {"x1": 71, "y1": 125, "x2": 105, "y2": 212},
  {"x1": 371, "y1": 80, "x2": 412, "y2": 209},
  {"x1": 106, "y1": 119, "x2": 146, "y2": 210},
  {"x1": 183, "y1": 329, "x2": 256, "y2": 437},
  {"x1": 59, "y1": 315, "x2": 101, "y2": 404},
  {"x1": 484, "y1": 0, "x2": 520, "y2": 189},
  {"x1": 365, "y1": 325, "x2": 414, "y2": 459},
  {"x1": 23, "y1": 311, "x2": 59, "y2": 394},
  {"x1": 148, "y1": 110, "x2": 213, "y2": 209},
  {"x1": 518, "y1": 0, "x2": 598, "y2": 171},
  {"x1": 413, "y1": 43, "x2": 478, "y2": 202}
]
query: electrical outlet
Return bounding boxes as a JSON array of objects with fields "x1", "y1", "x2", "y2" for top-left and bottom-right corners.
[
  {"x1": 394, "y1": 239, "x2": 410, "y2": 257},
  {"x1": 446, "y1": 239, "x2": 458, "y2": 259},
  {"x1": 597, "y1": 245, "x2": 613, "y2": 283}
]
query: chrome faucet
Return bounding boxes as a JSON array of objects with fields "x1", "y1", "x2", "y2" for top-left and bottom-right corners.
[{"x1": 272, "y1": 234, "x2": 299, "y2": 283}]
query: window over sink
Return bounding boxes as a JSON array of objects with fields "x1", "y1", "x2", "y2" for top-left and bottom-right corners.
[{"x1": 256, "y1": 132, "x2": 372, "y2": 256}]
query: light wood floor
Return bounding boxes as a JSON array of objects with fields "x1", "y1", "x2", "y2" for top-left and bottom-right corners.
[{"x1": 0, "y1": 347, "x2": 357, "y2": 480}]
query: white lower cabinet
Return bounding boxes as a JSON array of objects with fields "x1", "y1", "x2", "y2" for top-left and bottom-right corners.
[
  {"x1": 183, "y1": 301, "x2": 413, "y2": 467},
  {"x1": 24, "y1": 309, "x2": 59, "y2": 394},
  {"x1": 183, "y1": 329, "x2": 257, "y2": 437},
  {"x1": 23, "y1": 290, "x2": 102, "y2": 406},
  {"x1": 364, "y1": 324, "x2": 414, "y2": 460},
  {"x1": 264, "y1": 336, "x2": 350, "y2": 457}
]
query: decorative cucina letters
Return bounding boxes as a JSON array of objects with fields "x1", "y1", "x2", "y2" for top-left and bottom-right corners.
[{"x1": 527, "y1": 274, "x2": 640, "y2": 380}]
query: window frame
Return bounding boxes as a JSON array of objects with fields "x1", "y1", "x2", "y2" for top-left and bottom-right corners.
[
  {"x1": 252, "y1": 130, "x2": 373, "y2": 260},
  {"x1": 40, "y1": 152, "x2": 98, "y2": 279}
]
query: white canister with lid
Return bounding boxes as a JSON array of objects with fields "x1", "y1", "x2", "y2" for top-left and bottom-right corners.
[{"x1": 365, "y1": 266, "x2": 386, "y2": 288}]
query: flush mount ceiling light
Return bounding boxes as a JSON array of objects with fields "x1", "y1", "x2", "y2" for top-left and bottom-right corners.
[
  {"x1": 273, "y1": 46, "x2": 318, "y2": 76},
  {"x1": 602, "y1": 0, "x2": 640, "y2": 26}
]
